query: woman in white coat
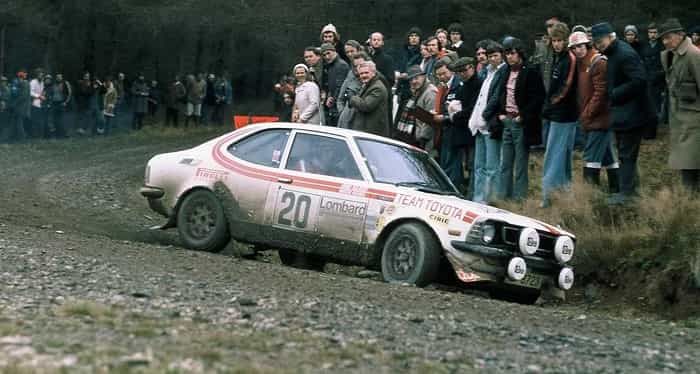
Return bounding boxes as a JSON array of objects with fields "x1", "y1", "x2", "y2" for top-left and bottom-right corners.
[{"x1": 292, "y1": 64, "x2": 321, "y2": 124}]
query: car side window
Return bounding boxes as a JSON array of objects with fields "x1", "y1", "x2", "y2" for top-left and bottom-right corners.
[
  {"x1": 285, "y1": 133, "x2": 363, "y2": 180},
  {"x1": 227, "y1": 129, "x2": 290, "y2": 167}
]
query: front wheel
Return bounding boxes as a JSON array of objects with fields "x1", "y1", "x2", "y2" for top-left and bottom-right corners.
[
  {"x1": 381, "y1": 223, "x2": 441, "y2": 287},
  {"x1": 176, "y1": 189, "x2": 230, "y2": 252}
]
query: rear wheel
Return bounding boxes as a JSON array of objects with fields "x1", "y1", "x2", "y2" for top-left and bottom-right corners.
[
  {"x1": 176, "y1": 189, "x2": 230, "y2": 252},
  {"x1": 381, "y1": 223, "x2": 441, "y2": 287}
]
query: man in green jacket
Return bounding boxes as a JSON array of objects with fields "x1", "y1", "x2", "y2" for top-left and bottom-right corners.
[{"x1": 349, "y1": 61, "x2": 389, "y2": 137}]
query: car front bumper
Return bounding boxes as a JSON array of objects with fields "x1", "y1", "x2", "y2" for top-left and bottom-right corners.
[
  {"x1": 450, "y1": 241, "x2": 560, "y2": 276},
  {"x1": 140, "y1": 186, "x2": 171, "y2": 218}
]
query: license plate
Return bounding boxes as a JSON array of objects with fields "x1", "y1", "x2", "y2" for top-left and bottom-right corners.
[{"x1": 504, "y1": 273, "x2": 543, "y2": 289}]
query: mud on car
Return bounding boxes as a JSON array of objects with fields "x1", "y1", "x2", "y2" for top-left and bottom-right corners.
[{"x1": 141, "y1": 123, "x2": 575, "y2": 304}]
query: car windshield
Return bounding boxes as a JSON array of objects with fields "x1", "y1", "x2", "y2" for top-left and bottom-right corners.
[{"x1": 355, "y1": 138, "x2": 458, "y2": 195}]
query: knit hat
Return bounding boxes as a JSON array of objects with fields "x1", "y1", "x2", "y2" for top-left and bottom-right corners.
[
  {"x1": 658, "y1": 18, "x2": 685, "y2": 38},
  {"x1": 292, "y1": 64, "x2": 309, "y2": 74},
  {"x1": 320, "y1": 24, "x2": 340, "y2": 42},
  {"x1": 406, "y1": 26, "x2": 422, "y2": 38},
  {"x1": 572, "y1": 24, "x2": 587, "y2": 33},
  {"x1": 568, "y1": 31, "x2": 590, "y2": 48},
  {"x1": 549, "y1": 22, "x2": 570, "y2": 40},
  {"x1": 624, "y1": 25, "x2": 638, "y2": 35}
]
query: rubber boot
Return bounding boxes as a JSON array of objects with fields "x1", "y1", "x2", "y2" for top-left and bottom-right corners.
[
  {"x1": 607, "y1": 168, "x2": 620, "y2": 194},
  {"x1": 583, "y1": 167, "x2": 600, "y2": 185}
]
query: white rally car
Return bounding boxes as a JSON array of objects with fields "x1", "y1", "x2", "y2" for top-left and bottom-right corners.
[{"x1": 141, "y1": 123, "x2": 575, "y2": 303}]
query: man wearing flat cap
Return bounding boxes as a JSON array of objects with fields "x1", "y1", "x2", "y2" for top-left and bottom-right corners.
[
  {"x1": 592, "y1": 22, "x2": 656, "y2": 205},
  {"x1": 659, "y1": 18, "x2": 700, "y2": 193}
]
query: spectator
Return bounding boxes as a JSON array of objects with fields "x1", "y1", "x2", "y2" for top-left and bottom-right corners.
[
  {"x1": 435, "y1": 28, "x2": 451, "y2": 52},
  {"x1": 432, "y1": 58, "x2": 465, "y2": 187},
  {"x1": 29, "y1": 68, "x2": 46, "y2": 138},
  {"x1": 131, "y1": 73, "x2": 149, "y2": 130},
  {"x1": 474, "y1": 39, "x2": 491, "y2": 79},
  {"x1": 419, "y1": 40, "x2": 431, "y2": 72},
  {"x1": 11, "y1": 69, "x2": 30, "y2": 142},
  {"x1": 424, "y1": 36, "x2": 458, "y2": 85},
  {"x1": 320, "y1": 23, "x2": 347, "y2": 62},
  {"x1": 115, "y1": 72, "x2": 130, "y2": 129},
  {"x1": 203, "y1": 73, "x2": 217, "y2": 125},
  {"x1": 395, "y1": 27, "x2": 423, "y2": 104},
  {"x1": 185, "y1": 74, "x2": 205, "y2": 127},
  {"x1": 493, "y1": 38, "x2": 546, "y2": 201},
  {"x1": 212, "y1": 75, "x2": 229, "y2": 126},
  {"x1": 639, "y1": 22, "x2": 666, "y2": 139},
  {"x1": 292, "y1": 64, "x2": 321, "y2": 125},
  {"x1": 690, "y1": 26, "x2": 700, "y2": 47},
  {"x1": 469, "y1": 41, "x2": 507, "y2": 204},
  {"x1": 304, "y1": 46, "x2": 324, "y2": 90},
  {"x1": 593, "y1": 22, "x2": 656, "y2": 205},
  {"x1": 165, "y1": 75, "x2": 186, "y2": 127},
  {"x1": 569, "y1": 31, "x2": 620, "y2": 193},
  {"x1": 395, "y1": 65, "x2": 438, "y2": 153},
  {"x1": 0, "y1": 76, "x2": 10, "y2": 141},
  {"x1": 148, "y1": 80, "x2": 161, "y2": 121},
  {"x1": 75, "y1": 72, "x2": 95, "y2": 135},
  {"x1": 337, "y1": 52, "x2": 369, "y2": 129},
  {"x1": 102, "y1": 76, "x2": 118, "y2": 135},
  {"x1": 448, "y1": 23, "x2": 468, "y2": 57},
  {"x1": 321, "y1": 42, "x2": 350, "y2": 127},
  {"x1": 541, "y1": 22, "x2": 578, "y2": 207},
  {"x1": 450, "y1": 58, "x2": 482, "y2": 198},
  {"x1": 280, "y1": 92, "x2": 294, "y2": 122},
  {"x1": 349, "y1": 61, "x2": 390, "y2": 137},
  {"x1": 660, "y1": 18, "x2": 700, "y2": 193},
  {"x1": 368, "y1": 32, "x2": 396, "y2": 88},
  {"x1": 624, "y1": 25, "x2": 642, "y2": 53},
  {"x1": 344, "y1": 40, "x2": 364, "y2": 61},
  {"x1": 46, "y1": 73, "x2": 71, "y2": 138},
  {"x1": 531, "y1": 17, "x2": 559, "y2": 149}
]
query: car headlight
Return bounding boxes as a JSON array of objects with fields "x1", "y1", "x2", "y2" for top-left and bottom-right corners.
[
  {"x1": 554, "y1": 236, "x2": 575, "y2": 263},
  {"x1": 507, "y1": 257, "x2": 527, "y2": 281},
  {"x1": 481, "y1": 222, "x2": 496, "y2": 244},
  {"x1": 518, "y1": 227, "x2": 540, "y2": 256},
  {"x1": 558, "y1": 267, "x2": 575, "y2": 290}
]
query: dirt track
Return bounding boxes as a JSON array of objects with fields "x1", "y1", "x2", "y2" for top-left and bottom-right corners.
[{"x1": 0, "y1": 128, "x2": 699, "y2": 373}]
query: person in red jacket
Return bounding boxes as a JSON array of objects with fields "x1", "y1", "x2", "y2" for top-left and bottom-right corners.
[{"x1": 569, "y1": 31, "x2": 620, "y2": 193}]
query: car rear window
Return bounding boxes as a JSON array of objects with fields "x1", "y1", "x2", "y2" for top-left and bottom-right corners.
[{"x1": 228, "y1": 129, "x2": 290, "y2": 167}]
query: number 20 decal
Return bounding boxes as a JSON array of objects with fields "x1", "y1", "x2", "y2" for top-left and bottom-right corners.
[{"x1": 278, "y1": 192, "x2": 311, "y2": 228}]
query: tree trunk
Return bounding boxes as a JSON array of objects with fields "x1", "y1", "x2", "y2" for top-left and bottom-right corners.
[{"x1": 0, "y1": 25, "x2": 5, "y2": 77}]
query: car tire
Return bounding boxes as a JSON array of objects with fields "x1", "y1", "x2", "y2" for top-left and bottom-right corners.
[
  {"x1": 381, "y1": 222, "x2": 441, "y2": 287},
  {"x1": 278, "y1": 249, "x2": 325, "y2": 271},
  {"x1": 176, "y1": 189, "x2": 230, "y2": 252},
  {"x1": 489, "y1": 288, "x2": 541, "y2": 305}
]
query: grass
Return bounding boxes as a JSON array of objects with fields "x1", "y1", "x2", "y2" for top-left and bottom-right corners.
[{"x1": 495, "y1": 127, "x2": 700, "y2": 316}]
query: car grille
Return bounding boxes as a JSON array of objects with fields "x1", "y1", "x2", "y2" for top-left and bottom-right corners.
[{"x1": 465, "y1": 221, "x2": 561, "y2": 261}]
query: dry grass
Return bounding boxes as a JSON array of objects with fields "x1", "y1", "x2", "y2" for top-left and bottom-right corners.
[{"x1": 493, "y1": 127, "x2": 700, "y2": 315}]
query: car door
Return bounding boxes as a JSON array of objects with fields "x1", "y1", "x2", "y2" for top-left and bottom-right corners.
[
  {"x1": 265, "y1": 130, "x2": 371, "y2": 262},
  {"x1": 218, "y1": 127, "x2": 292, "y2": 242}
]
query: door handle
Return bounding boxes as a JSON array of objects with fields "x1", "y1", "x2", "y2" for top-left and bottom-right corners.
[{"x1": 277, "y1": 177, "x2": 293, "y2": 184}]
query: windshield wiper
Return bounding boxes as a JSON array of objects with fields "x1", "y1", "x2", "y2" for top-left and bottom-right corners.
[{"x1": 394, "y1": 182, "x2": 460, "y2": 196}]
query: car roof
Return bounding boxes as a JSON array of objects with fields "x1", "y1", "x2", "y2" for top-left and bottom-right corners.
[{"x1": 236, "y1": 122, "x2": 425, "y2": 152}]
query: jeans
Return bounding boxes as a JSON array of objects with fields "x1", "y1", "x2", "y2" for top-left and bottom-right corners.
[
  {"x1": 499, "y1": 118, "x2": 530, "y2": 200},
  {"x1": 583, "y1": 130, "x2": 617, "y2": 168},
  {"x1": 541, "y1": 119, "x2": 550, "y2": 147},
  {"x1": 50, "y1": 105, "x2": 68, "y2": 138},
  {"x1": 574, "y1": 122, "x2": 587, "y2": 150},
  {"x1": 473, "y1": 132, "x2": 501, "y2": 204},
  {"x1": 542, "y1": 121, "x2": 577, "y2": 202},
  {"x1": 440, "y1": 142, "x2": 465, "y2": 190},
  {"x1": 615, "y1": 127, "x2": 644, "y2": 196}
]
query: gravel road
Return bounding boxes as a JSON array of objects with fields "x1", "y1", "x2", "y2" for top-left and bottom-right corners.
[{"x1": 0, "y1": 129, "x2": 698, "y2": 373}]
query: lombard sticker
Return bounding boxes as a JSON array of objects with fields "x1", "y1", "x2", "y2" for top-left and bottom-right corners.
[
  {"x1": 429, "y1": 214, "x2": 449, "y2": 225},
  {"x1": 196, "y1": 168, "x2": 229, "y2": 181},
  {"x1": 395, "y1": 193, "x2": 464, "y2": 219},
  {"x1": 319, "y1": 197, "x2": 367, "y2": 220}
]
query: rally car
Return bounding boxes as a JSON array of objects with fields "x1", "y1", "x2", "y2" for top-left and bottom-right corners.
[{"x1": 140, "y1": 123, "x2": 575, "y2": 304}]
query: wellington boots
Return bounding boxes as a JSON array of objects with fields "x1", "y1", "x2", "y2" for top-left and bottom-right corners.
[{"x1": 607, "y1": 168, "x2": 620, "y2": 194}]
